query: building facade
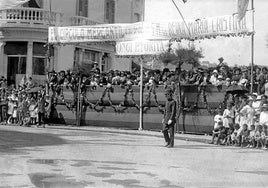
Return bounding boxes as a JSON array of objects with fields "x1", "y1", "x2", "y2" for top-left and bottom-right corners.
[{"x1": 0, "y1": 0, "x2": 144, "y2": 85}]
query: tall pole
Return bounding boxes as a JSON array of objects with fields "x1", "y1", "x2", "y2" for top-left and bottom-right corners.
[
  {"x1": 250, "y1": 0, "x2": 255, "y2": 93},
  {"x1": 47, "y1": 0, "x2": 53, "y2": 72},
  {"x1": 139, "y1": 57, "x2": 143, "y2": 131},
  {"x1": 138, "y1": 0, "x2": 145, "y2": 131},
  {"x1": 171, "y1": 0, "x2": 191, "y2": 37}
]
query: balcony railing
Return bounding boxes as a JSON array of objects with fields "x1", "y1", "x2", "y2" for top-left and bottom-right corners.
[
  {"x1": 0, "y1": 8, "x2": 63, "y2": 27},
  {"x1": 0, "y1": 8, "x2": 101, "y2": 28}
]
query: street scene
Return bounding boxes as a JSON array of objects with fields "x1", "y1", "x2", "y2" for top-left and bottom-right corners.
[
  {"x1": 1, "y1": 0, "x2": 268, "y2": 187},
  {"x1": 1, "y1": 125, "x2": 268, "y2": 188}
]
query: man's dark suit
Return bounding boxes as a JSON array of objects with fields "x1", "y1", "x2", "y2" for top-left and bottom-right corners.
[{"x1": 162, "y1": 99, "x2": 177, "y2": 147}]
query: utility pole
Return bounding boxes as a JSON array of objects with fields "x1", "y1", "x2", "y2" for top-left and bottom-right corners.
[{"x1": 250, "y1": 0, "x2": 255, "y2": 93}]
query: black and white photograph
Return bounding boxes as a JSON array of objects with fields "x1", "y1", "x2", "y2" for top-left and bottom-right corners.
[{"x1": 0, "y1": 0, "x2": 268, "y2": 187}]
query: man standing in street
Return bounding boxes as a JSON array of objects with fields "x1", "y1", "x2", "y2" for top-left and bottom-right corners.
[{"x1": 162, "y1": 88, "x2": 177, "y2": 148}]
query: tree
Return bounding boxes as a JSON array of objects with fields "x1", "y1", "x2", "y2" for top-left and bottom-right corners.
[{"x1": 159, "y1": 45, "x2": 203, "y2": 70}]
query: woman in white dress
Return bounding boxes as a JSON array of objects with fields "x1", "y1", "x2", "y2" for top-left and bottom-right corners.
[{"x1": 239, "y1": 98, "x2": 255, "y2": 130}]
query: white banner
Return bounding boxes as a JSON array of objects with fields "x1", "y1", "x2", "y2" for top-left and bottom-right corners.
[
  {"x1": 49, "y1": 11, "x2": 253, "y2": 44},
  {"x1": 116, "y1": 40, "x2": 170, "y2": 56}
]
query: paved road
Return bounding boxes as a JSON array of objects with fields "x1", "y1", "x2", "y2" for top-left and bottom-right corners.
[{"x1": 0, "y1": 126, "x2": 268, "y2": 188}]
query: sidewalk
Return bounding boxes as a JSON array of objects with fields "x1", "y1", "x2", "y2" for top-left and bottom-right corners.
[{"x1": 46, "y1": 125, "x2": 212, "y2": 144}]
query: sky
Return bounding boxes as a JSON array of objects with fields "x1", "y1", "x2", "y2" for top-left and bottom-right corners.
[{"x1": 144, "y1": 0, "x2": 268, "y2": 66}]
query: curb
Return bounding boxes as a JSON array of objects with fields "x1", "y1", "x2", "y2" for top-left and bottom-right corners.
[{"x1": 46, "y1": 125, "x2": 211, "y2": 144}]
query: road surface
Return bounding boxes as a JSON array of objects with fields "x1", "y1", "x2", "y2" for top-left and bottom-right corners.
[{"x1": 0, "y1": 125, "x2": 268, "y2": 188}]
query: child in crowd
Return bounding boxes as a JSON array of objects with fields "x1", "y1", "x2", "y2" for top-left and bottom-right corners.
[
  {"x1": 231, "y1": 123, "x2": 240, "y2": 146},
  {"x1": 209, "y1": 109, "x2": 225, "y2": 144},
  {"x1": 261, "y1": 125, "x2": 268, "y2": 149},
  {"x1": 223, "y1": 102, "x2": 234, "y2": 129},
  {"x1": 29, "y1": 99, "x2": 37, "y2": 125},
  {"x1": 255, "y1": 124, "x2": 263, "y2": 148},
  {"x1": 225, "y1": 125, "x2": 234, "y2": 146},
  {"x1": 7, "y1": 98, "x2": 14, "y2": 124},
  {"x1": 12, "y1": 104, "x2": 18, "y2": 124},
  {"x1": 246, "y1": 124, "x2": 256, "y2": 148},
  {"x1": 238, "y1": 124, "x2": 249, "y2": 147}
]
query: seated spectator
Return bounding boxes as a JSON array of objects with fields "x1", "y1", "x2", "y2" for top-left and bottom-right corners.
[
  {"x1": 231, "y1": 123, "x2": 240, "y2": 146},
  {"x1": 246, "y1": 124, "x2": 256, "y2": 148},
  {"x1": 209, "y1": 109, "x2": 224, "y2": 144},
  {"x1": 225, "y1": 78, "x2": 231, "y2": 87},
  {"x1": 215, "y1": 75, "x2": 225, "y2": 86},
  {"x1": 225, "y1": 126, "x2": 234, "y2": 146},
  {"x1": 238, "y1": 72, "x2": 248, "y2": 87},
  {"x1": 238, "y1": 124, "x2": 249, "y2": 147},
  {"x1": 261, "y1": 125, "x2": 268, "y2": 149},
  {"x1": 255, "y1": 124, "x2": 263, "y2": 148},
  {"x1": 232, "y1": 68, "x2": 242, "y2": 83}
]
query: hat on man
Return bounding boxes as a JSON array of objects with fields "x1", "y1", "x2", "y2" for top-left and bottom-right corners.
[
  {"x1": 218, "y1": 57, "x2": 224, "y2": 62},
  {"x1": 212, "y1": 69, "x2": 218, "y2": 74}
]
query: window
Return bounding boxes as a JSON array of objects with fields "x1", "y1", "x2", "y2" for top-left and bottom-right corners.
[
  {"x1": 134, "y1": 13, "x2": 141, "y2": 22},
  {"x1": 33, "y1": 57, "x2": 46, "y2": 75},
  {"x1": 74, "y1": 48, "x2": 99, "y2": 70},
  {"x1": 76, "y1": 0, "x2": 88, "y2": 17},
  {"x1": 105, "y1": 0, "x2": 115, "y2": 23},
  {"x1": 101, "y1": 53, "x2": 109, "y2": 72},
  {"x1": 32, "y1": 42, "x2": 47, "y2": 75}
]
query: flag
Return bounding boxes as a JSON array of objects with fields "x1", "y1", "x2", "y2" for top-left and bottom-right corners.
[
  {"x1": 237, "y1": 0, "x2": 249, "y2": 21},
  {"x1": 182, "y1": 0, "x2": 187, "y2": 3},
  {"x1": 0, "y1": 0, "x2": 30, "y2": 9}
]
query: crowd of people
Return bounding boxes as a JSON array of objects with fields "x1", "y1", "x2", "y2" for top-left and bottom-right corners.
[
  {"x1": 0, "y1": 60, "x2": 268, "y2": 132},
  {"x1": 210, "y1": 93, "x2": 268, "y2": 149},
  {"x1": 0, "y1": 75, "x2": 51, "y2": 127}
]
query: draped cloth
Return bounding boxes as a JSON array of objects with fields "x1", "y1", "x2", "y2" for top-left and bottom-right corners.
[
  {"x1": 0, "y1": 0, "x2": 30, "y2": 9},
  {"x1": 34, "y1": 0, "x2": 42, "y2": 7},
  {"x1": 237, "y1": 0, "x2": 250, "y2": 21}
]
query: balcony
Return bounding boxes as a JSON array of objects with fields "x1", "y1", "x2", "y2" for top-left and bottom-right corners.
[
  {"x1": 0, "y1": 8, "x2": 101, "y2": 29},
  {"x1": 0, "y1": 8, "x2": 63, "y2": 28}
]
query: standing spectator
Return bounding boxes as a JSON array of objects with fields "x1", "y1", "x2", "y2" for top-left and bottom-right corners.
[
  {"x1": 264, "y1": 79, "x2": 268, "y2": 96},
  {"x1": 37, "y1": 93, "x2": 46, "y2": 127},
  {"x1": 29, "y1": 99, "x2": 37, "y2": 125},
  {"x1": 7, "y1": 98, "x2": 14, "y2": 124},
  {"x1": 259, "y1": 103, "x2": 268, "y2": 127},
  {"x1": 259, "y1": 67, "x2": 268, "y2": 94},
  {"x1": 223, "y1": 102, "x2": 235, "y2": 129},
  {"x1": 239, "y1": 97, "x2": 255, "y2": 130}
]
